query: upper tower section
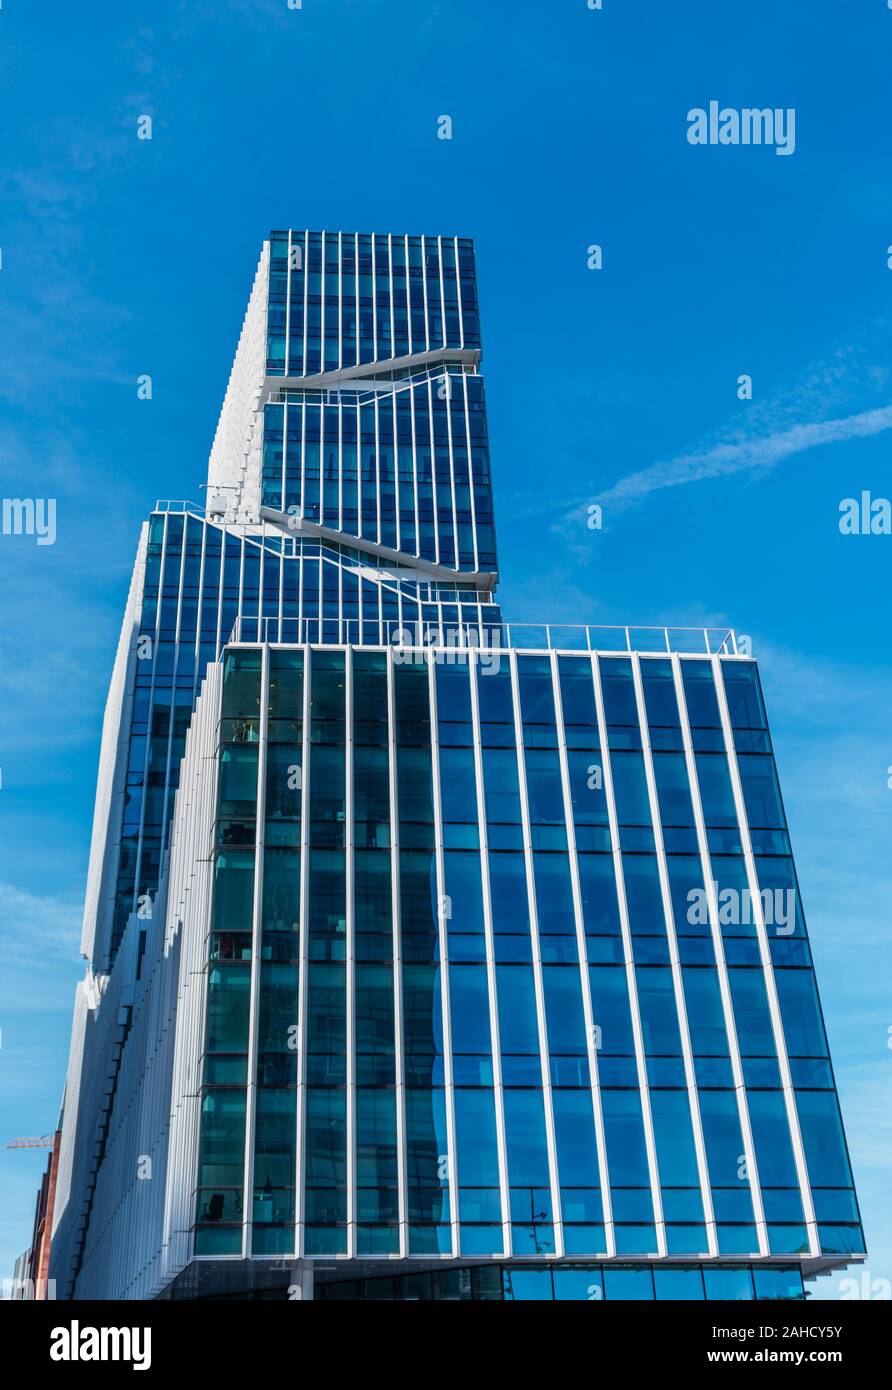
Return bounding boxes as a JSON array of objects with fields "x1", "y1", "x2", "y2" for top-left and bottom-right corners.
[{"x1": 208, "y1": 231, "x2": 496, "y2": 587}]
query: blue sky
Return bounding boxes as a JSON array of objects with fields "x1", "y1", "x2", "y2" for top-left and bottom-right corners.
[{"x1": 0, "y1": 0, "x2": 890, "y2": 1298}]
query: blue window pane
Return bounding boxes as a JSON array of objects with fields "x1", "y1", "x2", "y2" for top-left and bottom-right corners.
[
  {"x1": 600, "y1": 658, "x2": 638, "y2": 726},
  {"x1": 604, "y1": 1267, "x2": 654, "y2": 1299},
  {"x1": 409, "y1": 1224, "x2": 451, "y2": 1254},
  {"x1": 812, "y1": 1189, "x2": 859, "y2": 1223},
  {"x1": 654, "y1": 1267, "x2": 705, "y2": 1300},
  {"x1": 449, "y1": 965, "x2": 492, "y2": 1056},
  {"x1": 552, "y1": 1089, "x2": 599, "y2": 1187},
  {"x1": 716, "y1": 1224, "x2": 758, "y2": 1254},
  {"x1": 667, "y1": 856, "x2": 708, "y2": 935},
  {"x1": 553, "y1": 1267, "x2": 604, "y2": 1300},
  {"x1": 699, "y1": 1090, "x2": 747, "y2": 1186},
  {"x1": 356, "y1": 1226, "x2": 399, "y2": 1255},
  {"x1": 683, "y1": 968, "x2": 729, "y2": 1055},
  {"x1": 511, "y1": 1222, "x2": 555, "y2": 1254},
  {"x1": 753, "y1": 1267, "x2": 804, "y2": 1301},
  {"x1": 738, "y1": 755, "x2": 786, "y2": 828},
  {"x1": 503, "y1": 1089, "x2": 551, "y2": 1188},
  {"x1": 650, "y1": 1090, "x2": 700, "y2": 1187},
  {"x1": 665, "y1": 1224, "x2": 709, "y2": 1254},
  {"x1": 562, "y1": 1225, "x2": 606, "y2": 1255},
  {"x1": 610, "y1": 751, "x2": 651, "y2": 825},
  {"x1": 496, "y1": 965, "x2": 540, "y2": 1053},
  {"x1": 439, "y1": 747, "x2": 478, "y2": 822},
  {"x1": 403, "y1": 965, "x2": 444, "y2": 1055},
  {"x1": 559, "y1": 659, "x2": 598, "y2": 727},
  {"x1": 482, "y1": 747, "x2": 522, "y2": 822},
  {"x1": 704, "y1": 1267, "x2": 754, "y2": 1300},
  {"x1": 602, "y1": 1090, "x2": 651, "y2": 1188},
  {"x1": 567, "y1": 749, "x2": 609, "y2": 825},
  {"x1": 525, "y1": 748, "x2": 565, "y2": 823},
  {"x1": 818, "y1": 1224, "x2": 865, "y2": 1255},
  {"x1": 795, "y1": 1090, "x2": 855, "y2": 1188},
  {"x1": 729, "y1": 969, "x2": 777, "y2": 1056},
  {"x1": 652, "y1": 753, "x2": 695, "y2": 825},
  {"x1": 518, "y1": 657, "x2": 556, "y2": 724},
  {"x1": 722, "y1": 663, "x2": 767, "y2": 729},
  {"x1": 534, "y1": 854, "x2": 576, "y2": 935},
  {"x1": 696, "y1": 753, "x2": 738, "y2": 827},
  {"x1": 503, "y1": 1268, "x2": 553, "y2": 1301},
  {"x1": 453, "y1": 1089, "x2": 500, "y2": 1187},
  {"x1": 623, "y1": 855, "x2": 664, "y2": 934},
  {"x1": 747, "y1": 1090, "x2": 799, "y2": 1187},
  {"x1": 488, "y1": 852, "x2": 529, "y2": 933},
  {"x1": 641, "y1": 659, "x2": 681, "y2": 726},
  {"x1": 767, "y1": 1224, "x2": 809, "y2": 1255},
  {"x1": 542, "y1": 968, "x2": 588, "y2": 1055},
  {"x1": 754, "y1": 856, "x2": 805, "y2": 936},
  {"x1": 579, "y1": 855, "x2": 621, "y2": 934},
  {"x1": 589, "y1": 966, "x2": 636, "y2": 1055},
  {"x1": 443, "y1": 851, "x2": 484, "y2": 935},
  {"x1": 775, "y1": 970, "x2": 829, "y2": 1057},
  {"x1": 459, "y1": 1224, "x2": 503, "y2": 1256},
  {"x1": 681, "y1": 660, "x2": 723, "y2": 727},
  {"x1": 636, "y1": 968, "x2": 682, "y2": 1054},
  {"x1": 436, "y1": 663, "x2": 472, "y2": 723}
]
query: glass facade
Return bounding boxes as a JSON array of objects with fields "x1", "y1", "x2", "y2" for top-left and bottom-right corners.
[
  {"x1": 315, "y1": 1262, "x2": 805, "y2": 1302},
  {"x1": 193, "y1": 644, "x2": 864, "y2": 1268},
  {"x1": 262, "y1": 231, "x2": 494, "y2": 571},
  {"x1": 50, "y1": 231, "x2": 863, "y2": 1301}
]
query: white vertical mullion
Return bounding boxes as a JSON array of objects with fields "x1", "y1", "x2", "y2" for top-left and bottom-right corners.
[
  {"x1": 337, "y1": 230, "x2": 343, "y2": 372},
  {"x1": 591, "y1": 655, "x2": 666, "y2": 1257},
  {"x1": 374, "y1": 393, "x2": 382, "y2": 547},
  {"x1": 461, "y1": 373, "x2": 480, "y2": 576},
  {"x1": 345, "y1": 646, "x2": 356, "y2": 1257},
  {"x1": 299, "y1": 400, "x2": 308, "y2": 556},
  {"x1": 213, "y1": 514, "x2": 226, "y2": 658},
  {"x1": 671, "y1": 653, "x2": 768, "y2": 1256},
  {"x1": 357, "y1": 401, "x2": 365, "y2": 546},
  {"x1": 337, "y1": 391, "x2": 344, "y2": 540},
  {"x1": 437, "y1": 234, "x2": 447, "y2": 350},
  {"x1": 320, "y1": 230, "x2": 327, "y2": 375},
  {"x1": 712, "y1": 656, "x2": 820, "y2": 1256},
  {"x1": 285, "y1": 230, "x2": 293, "y2": 377},
  {"x1": 403, "y1": 235, "x2": 412, "y2": 355},
  {"x1": 281, "y1": 400, "x2": 290, "y2": 549},
  {"x1": 387, "y1": 648, "x2": 409, "y2": 1257},
  {"x1": 393, "y1": 384, "x2": 403, "y2": 558},
  {"x1": 370, "y1": 232, "x2": 378, "y2": 364},
  {"x1": 428, "y1": 653, "x2": 459, "y2": 1254},
  {"x1": 631, "y1": 654, "x2": 718, "y2": 1258},
  {"x1": 443, "y1": 348, "x2": 459, "y2": 570},
  {"x1": 242, "y1": 641, "x2": 270, "y2": 1256},
  {"x1": 352, "y1": 232, "x2": 359, "y2": 370},
  {"x1": 509, "y1": 650, "x2": 564, "y2": 1259},
  {"x1": 427, "y1": 379, "x2": 440, "y2": 567},
  {"x1": 421, "y1": 234, "x2": 431, "y2": 353},
  {"x1": 454, "y1": 236, "x2": 464, "y2": 350},
  {"x1": 301, "y1": 232, "x2": 309, "y2": 377},
  {"x1": 294, "y1": 645, "x2": 312, "y2": 1256},
  {"x1": 410, "y1": 379, "x2": 420, "y2": 565},
  {"x1": 387, "y1": 233, "x2": 396, "y2": 355},
  {"x1": 469, "y1": 651, "x2": 512, "y2": 1258},
  {"x1": 551, "y1": 650, "x2": 615, "y2": 1258},
  {"x1": 191, "y1": 512, "x2": 208, "y2": 704},
  {"x1": 157, "y1": 515, "x2": 189, "y2": 844}
]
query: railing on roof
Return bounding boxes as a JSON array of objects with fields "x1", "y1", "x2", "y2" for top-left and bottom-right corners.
[{"x1": 228, "y1": 616, "x2": 738, "y2": 655}]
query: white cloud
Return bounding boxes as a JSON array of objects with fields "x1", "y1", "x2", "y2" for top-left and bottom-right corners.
[{"x1": 595, "y1": 403, "x2": 892, "y2": 509}]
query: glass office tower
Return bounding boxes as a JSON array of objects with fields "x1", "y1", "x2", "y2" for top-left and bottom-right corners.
[{"x1": 47, "y1": 233, "x2": 863, "y2": 1302}]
